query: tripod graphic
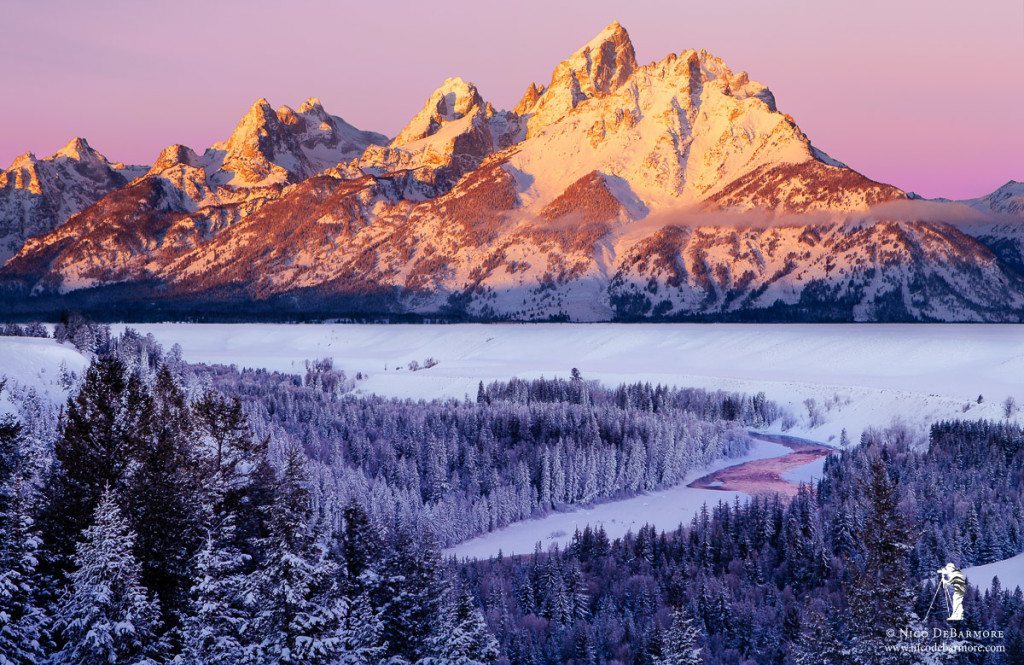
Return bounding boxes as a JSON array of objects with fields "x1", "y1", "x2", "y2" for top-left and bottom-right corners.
[{"x1": 925, "y1": 562, "x2": 966, "y2": 621}]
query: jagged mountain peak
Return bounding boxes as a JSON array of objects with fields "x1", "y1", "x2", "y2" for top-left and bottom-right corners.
[
  {"x1": 991, "y1": 180, "x2": 1023, "y2": 195},
  {"x1": 523, "y1": 22, "x2": 638, "y2": 135},
  {"x1": 514, "y1": 82, "x2": 545, "y2": 115},
  {"x1": 150, "y1": 144, "x2": 201, "y2": 173},
  {"x1": 0, "y1": 137, "x2": 142, "y2": 263},
  {"x1": 298, "y1": 97, "x2": 324, "y2": 113},
  {"x1": 222, "y1": 98, "x2": 276, "y2": 143},
  {"x1": 54, "y1": 136, "x2": 102, "y2": 162},
  {"x1": 347, "y1": 76, "x2": 513, "y2": 193},
  {"x1": 10, "y1": 151, "x2": 37, "y2": 167},
  {"x1": 503, "y1": 31, "x2": 885, "y2": 215},
  {"x1": 3, "y1": 137, "x2": 127, "y2": 184},
  {"x1": 574, "y1": 21, "x2": 637, "y2": 91},
  {"x1": 207, "y1": 97, "x2": 387, "y2": 186},
  {"x1": 392, "y1": 77, "x2": 488, "y2": 146},
  {"x1": 250, "y1": 97, "x2": 274, "y2": 112}
]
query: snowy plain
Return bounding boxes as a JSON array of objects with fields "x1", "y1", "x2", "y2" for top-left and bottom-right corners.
[{"x1": 116, "y1": 322, "x2": 1024, "y2": 445}]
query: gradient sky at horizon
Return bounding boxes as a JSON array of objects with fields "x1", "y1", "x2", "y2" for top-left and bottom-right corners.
[{"x1": 1, "y1": 0, "x2": 1020, "y2": 199}]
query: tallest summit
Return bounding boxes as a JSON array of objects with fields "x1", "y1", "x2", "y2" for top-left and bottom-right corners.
[{"x1": 522, "y1": 21, "x2": 638, "y2": 135}]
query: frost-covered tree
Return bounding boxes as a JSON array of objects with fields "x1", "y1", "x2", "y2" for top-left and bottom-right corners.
[
  {"x1": 848, "y1": 461, "x2": 928, "y2": 665},
  {"x1": 422, "y1": 587, "x2": 499, "y2": 664},
  {"x1": 177, "y1": 518, "x2": 252, "y2": 665},
  {"x1": 656, "y1": 606, "x2": 704, "y2": 665},
  {"x1": 379, "y1": 529, "x2": 448, "y2": 662},
  {"x1": 38, "y1": 356, "x2": 154, "y2": 578},
  {"x1": 124, "y1": 365, "x2": 203, "y2": 627},
  {"x1": 49, "y1": 489, "x2": 163, "y2": 665},
  {"x1": 193, "y1": 390, "x2": 275, "y2": 562},
  {"x1": 338, "y1": 499, "x2": 383, "y2": 599},
  {"x1": 249, "y1": 446, "x2": 345, "y2": 664},
  {"x1": 179, "y1": 389, "x2": 277, "y2": 664},
  {"x1": 334, "y1": 591, "x2": 386, "y2": 665},
  {"x1": 0, "y1": 417, "x2": 45, "y2": 665},
  {"x1": 792, "y1": 605, "x2": 848, "y2": 665}
]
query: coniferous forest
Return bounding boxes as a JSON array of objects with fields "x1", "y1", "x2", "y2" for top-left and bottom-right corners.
[{"x1": 1, "y1": 325, "x2": 1023, "y2": 663}]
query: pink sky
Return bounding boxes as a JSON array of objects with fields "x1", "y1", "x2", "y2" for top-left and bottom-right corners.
[{"x1": 1, "y1": 0, "x2": 1020, "y2": 199}]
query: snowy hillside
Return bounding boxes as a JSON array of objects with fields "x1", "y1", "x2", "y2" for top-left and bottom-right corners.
[
  {"x1": 966, "y1": 552, "x2": 1024, "y2": 593},
  {"x1": 0, "y1": 336, "x2": 88, "y2": 416}
]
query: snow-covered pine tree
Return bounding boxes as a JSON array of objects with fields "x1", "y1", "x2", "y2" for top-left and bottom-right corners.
[
  {"x1": 38, "y1": 356, "x2": 155, "y2": 580},
  {"x1": 193, "y1": 390, "x2": 275, "y2": 565},
  {"x1": 792, "y1": 605, "x2": 848, "y2": 665},
  {"x1": 379, "y1": 529, "x2": 448, "y2": 662},
  {"x1": 848, "y1": 460, "x2": 934, "y2": 665},
  {"x1": 124, "y1": 364, "x2": 204, "y2": 628},
  {"x1": 177, "y1": 517, "x2": 252, "y2": 665},
  {"x1": 334, "y1": 591, "x2": 386, "y2": 665},
  {"x1": 421, "y1": 587, "x2": 499, "y2": 664},
  {"x1": 49, "y1": 488, "x2": 163, "y2": 665},
  {"x1": 249, "y1": 445, "x2": 345, "y2": 664},
  {"x1": 338, "y1": 499, "x2": 384, "y2": 599},
  {"x1": 329, "y1": 501, "x2": 389, "y2": 664},
  {"x1": 0, "y1": 417, "x2": 45, "y2": 665},
  {"x1": 657, "y1": 606, "x2": 704, "y2": 665},
  {"x1": 179, "y1": 388, "x2": 279, "y2": 664}
]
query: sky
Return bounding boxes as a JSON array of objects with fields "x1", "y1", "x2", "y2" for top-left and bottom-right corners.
[{"x1": 0, "y1": 0, "x2": 1020, "y2": 199}]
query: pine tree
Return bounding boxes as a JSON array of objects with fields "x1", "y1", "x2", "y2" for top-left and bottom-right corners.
[
  {"x1": 335, "y1": 591, "x2": 386, "y2": 665},
  {"x1": 422, "y1": 587, "x2": 499, "y2": 664},
  {"x1": 180, "y1": 390, "x2": 275, "y2": 664},
  {"x1": 379, "y1": 529, "x2": 447, "y2": 662},
  {"x1": 194, "y1": 391, "x2": 275, "y2": 564},
  {"x1": 848, "y1": 460, "x2": 926, "y2": 664},
  {"x1": 792, "y1": 606, "x2": 849, "y2": 665},
  {"x1": 178, "y1": 518, "x2": 252, "y2": 665},
  {"x1": 38, "y1": 357, "x2": 154, "y2": 579},
  {"x1": 339, "y1": 499, "x2": 383, "y2": 599},
  {"x1": 249, "y1": 446, "x2": 345, "y2": 664},
  {"x1": 657, "y1": 606, "x2": 704, "y2": 665},
  {"x1": 0, "y1": 417, "x2": 45, "y2": 665},
  {"x1": 49, "y1": 489, "x2": 163, "y2": 665},
  {"x1": 124, "y1": 365, "x2": 203, "y2": 628}
]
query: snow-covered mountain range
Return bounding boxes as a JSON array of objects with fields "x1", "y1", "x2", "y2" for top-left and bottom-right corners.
[
  {"x1": 1, "y1": 23, "x2": 1021, "y2": 321},
  {"x1": 0, "y1": 138, "x2": 145, "y2": 264}
]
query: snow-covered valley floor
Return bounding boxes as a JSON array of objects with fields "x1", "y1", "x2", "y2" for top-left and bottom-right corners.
[
  {"x1": 119, "y1": 322, "x2": 1024, "y2": 444},
  {"x1": 3, "y1": 323, "x2": 1023, "y2": 588}
]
